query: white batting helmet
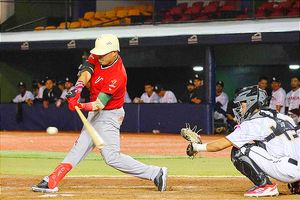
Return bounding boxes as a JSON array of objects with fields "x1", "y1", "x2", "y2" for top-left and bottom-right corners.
[{"x1": 90, "y1": 34, "x2": 120, "y2": 56}]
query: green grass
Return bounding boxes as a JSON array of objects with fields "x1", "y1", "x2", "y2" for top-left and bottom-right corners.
[{"x1": 0, "y1": 151, "x2": 241, "y2": 176}]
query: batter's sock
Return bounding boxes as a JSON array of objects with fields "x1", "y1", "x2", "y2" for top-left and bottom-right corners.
[{"x1": 48, "y1": 163, "x2": 72, "y2": 189}]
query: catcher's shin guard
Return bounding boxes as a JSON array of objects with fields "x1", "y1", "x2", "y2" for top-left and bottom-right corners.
[{"x1": 231, "y1": 145, "x2": 272, "y2": 186}]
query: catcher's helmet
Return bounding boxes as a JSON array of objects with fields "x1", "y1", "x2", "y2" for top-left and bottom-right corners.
[{"x1": 233, "y1": 85, "x2": 268, "y2": 123}]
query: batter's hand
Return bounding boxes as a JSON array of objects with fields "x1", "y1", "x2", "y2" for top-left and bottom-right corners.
[
  {"x1": 66, "y1": 89, "x2": 81, "y2": 111},
  {"x1": 77, "y1": 101, "x2": 101, "y2": 112},
  {"x1": 76, "y1": 102, "x2": 92, "y2": 111}
]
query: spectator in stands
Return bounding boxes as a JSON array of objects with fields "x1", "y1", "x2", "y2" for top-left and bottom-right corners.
[
  {"x1": 286, "y1": 76, "x2": 300, "y2": 124},
  {"x1": 191, "y1": 74, "x2": 205, "y2": 104},
  {"x1": 180, "y1": 80, "x2": 196, "y2": 103},
  {"x1": 42, "y1": 77, "x2": 61, "y2": 109},
  {"x1": 269, "y1": 77, "x2": 286, "y2": 114},
  {"x1": 56, "y1": 77, "x2": 74, "y2": 107},
  {"x1": 258, "y1": 76, "x2": 268, "y2": 90},
  {"x1": 32, "y1": 80, "x2": 39, "y2": 98},
  {"x1": 57, "y1": 80, "x2": 65, "y2": 94},
  {"x1": 214, "y1": 81, "x2": 229, "y2": 133},
  {"x1": 134, "y1": 82, "x2": 159, "y2": 103},
  {"x1": 36, "y1": 79, "x2": 45, "y2": 102},
  {"x1": 60, "y1": 77, "x2": 74, "y2": 100},
  {"x1": 125, "y1": 91, "x2": 132, "y2": 103},
  {"x1": 12, "y1": 81, "x2": 34, "y2": 105},
  {"x1": 258, "y1": 76, "x2": 272, "y2": 98},
  {"x1": 154, "y1": 84, "x2": 177, "y2": 103}
]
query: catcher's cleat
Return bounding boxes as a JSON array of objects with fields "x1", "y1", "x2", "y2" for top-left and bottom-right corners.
[
  {"x1": 180, "y1": 123, "x2": 202, "y2": 143},
  {"x1": 244, "y1": 184, "x2": 279, "y2": 197},
  {"x1": 154, "y1": 167, "x2": 168, "y2": 192},
  {"x1": 288, "y1": 181, "x2": 300, "y2": 194},
  {"x1": 186, "y1": 143, "x2": 199, "y2": 158},
  {"x1": 32, "y1": 176, "x2": 58, "y2": 193}
]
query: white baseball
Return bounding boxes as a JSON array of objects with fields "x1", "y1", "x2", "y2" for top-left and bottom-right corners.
[{"x1": 46, "y1": 127, "x2": 58, "y2": 135}]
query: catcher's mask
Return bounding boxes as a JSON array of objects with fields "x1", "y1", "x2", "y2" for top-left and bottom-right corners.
[{"x1": 232, "y1": 85, "x2": 268, "y2": 124}]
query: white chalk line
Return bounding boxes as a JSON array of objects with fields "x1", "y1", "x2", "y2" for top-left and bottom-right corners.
[
  {"x1": 67, "y1": 175, "x2": 245, "y2": 178},
  {"x1": 2, "y1": 185, "x2": 208, "y2": 191},
  {"x1": 38, "y1": 193, "x2": 75, "y2": 198},
  {"x1": 67, "y1": 185, "x2": 201, "y2": 189}
]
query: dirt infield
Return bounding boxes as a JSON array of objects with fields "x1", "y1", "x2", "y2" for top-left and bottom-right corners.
[
  {"x1": 1, "y1": 131, "x2": 299, "y2": 199},
  {"x1": 0, "y1": 131, "x2": 230, "y2": 157},
  {"x1": 0, "y1": 176, "x2": 298, "y2": 200}
]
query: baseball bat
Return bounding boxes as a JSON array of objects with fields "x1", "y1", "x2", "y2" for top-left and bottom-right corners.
[{"x1": 75, "y1": 106, "x2": 105, "y2": 149}]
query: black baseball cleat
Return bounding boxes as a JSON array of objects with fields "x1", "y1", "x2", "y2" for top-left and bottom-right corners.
[
  {"x1": 288, "y1": 181, "x2": 300, "y2": 194},
  {"x1": 154, "y1": 167, "x2": 168, "y2": 192},
  {"x1": 32, "y1": 176, "x2": 58, "y2": 193}
]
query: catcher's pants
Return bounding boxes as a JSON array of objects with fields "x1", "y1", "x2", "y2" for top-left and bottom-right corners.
[
  {"x1": 242, "y1": 145, "x2": 300, "y2": 183},
  {"x1": 63, "y1": 108, "x2": 161, "y2": 181}
]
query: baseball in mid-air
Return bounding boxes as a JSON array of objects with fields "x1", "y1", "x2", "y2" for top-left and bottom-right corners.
[{"x1": 46, "y1": 127, "x2": 58, "y2": 135}]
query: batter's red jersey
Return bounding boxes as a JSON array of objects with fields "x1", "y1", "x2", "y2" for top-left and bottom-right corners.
[{"x1": 86, "y1": 54, "x2": 127, "y2": 110}]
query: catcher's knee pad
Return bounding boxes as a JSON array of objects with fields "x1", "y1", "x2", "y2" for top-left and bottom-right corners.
[
  {"x1": 288, "y1": 181, "x2": 300, "y2": 194},
  {"x1": 231, "y1": 145, "x2": 271, "y2": 186}
]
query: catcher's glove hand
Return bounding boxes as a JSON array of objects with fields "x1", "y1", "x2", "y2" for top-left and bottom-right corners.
[
  {"x1": 180, "y1": 124, "x2": 202, "y2": 143},
  {"x1": 180, "y1": 124, "x2": 202, "y2": 158}
]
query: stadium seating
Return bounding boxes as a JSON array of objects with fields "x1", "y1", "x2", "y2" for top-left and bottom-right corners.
[
  {"x1": 105, "y1": 10, "x2": 116, "y2": 19},
  {"x1": 33, "y1": 1, "x2": 299, "y2": 31},
  {"x1": 80, "y1": 20, "x2": 92, "y2": 28},
  {"x1": 69, "y1": 21, "x2": 81, "y2": 29},
  {"x1": 83, "y1": 11, "x2": 95, "y2": 20},
  {"x1": 45, "y1": 26, "x2": 56, "y2": 30},
  {"x1": 94, "y1": 11, "x2": 106, "y2": 19},
  {"x1": 57, "y1": 22, "x2": 70, "y2": 29},
  {"x1": 34, "y1": 26, "x2": 44, "y2": 31},
  {"x1": 32, "y1": 4, "x2": 153, "y2": 30},
  {"x1": 116, "y1": 9, "x2": 128, "y2": 18},
  {"x1": 288, "y1": 0, "x2": 300, "y2": 16}
]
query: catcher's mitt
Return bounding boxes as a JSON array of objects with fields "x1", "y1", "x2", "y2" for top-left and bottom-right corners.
[
  {"x1": 180, "y1": 124, "x2": 202, "y2": 158},
  {"x1": 180, "y1": 124, "x2": 202, "y2": 143}
]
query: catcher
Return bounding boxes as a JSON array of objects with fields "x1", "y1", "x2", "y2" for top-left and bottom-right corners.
[{"x1": 181, "y1": 85, "x2": 300, "y2": 197}]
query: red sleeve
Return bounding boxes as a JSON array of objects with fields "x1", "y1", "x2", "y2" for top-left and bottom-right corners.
[
  {"x1": 101, "y1": 76, "x2": 123, "y2": 96},
  {"x1": 86, "y1": 54, "x2": 99, "y2": 66}
]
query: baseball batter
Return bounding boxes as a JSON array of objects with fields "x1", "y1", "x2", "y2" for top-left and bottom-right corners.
[
  {"x1": 181, "y1": 85, "x2": 300, "y2": 197},
  {"x1": 32, "y1": 34, "x2": 167, "y2": 193}
]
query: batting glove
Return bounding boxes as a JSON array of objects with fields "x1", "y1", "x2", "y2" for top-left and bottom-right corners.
[{"x1": 66, "y1": 81, "x2": 84, "y2": 111}]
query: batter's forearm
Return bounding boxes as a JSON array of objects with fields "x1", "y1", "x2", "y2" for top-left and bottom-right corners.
[
  {"x1": 77, "y1": 71, "x2": 91, "y2": 86},
  {"x1": 73, "y1": 71, "x2": 91, "y2": 94},
  {"x1": 79, "y1": 93, "x2": 112, "y2": 111}
]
